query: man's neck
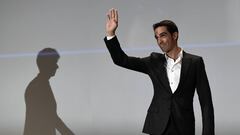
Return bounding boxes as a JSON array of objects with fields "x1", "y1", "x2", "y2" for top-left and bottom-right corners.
[
  {"x1": 166, "y1": 46, "x2": 182, "y2": 61},
  {"x1": 38, "y1": 72, "x2": 51, "y2": 80}
]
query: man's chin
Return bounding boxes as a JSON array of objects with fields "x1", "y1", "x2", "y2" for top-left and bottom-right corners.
[
  {"x1": 160, "y1": 49, "x2": 167, "y2": 53},
  {"x1": 159, "y1": 47, "x2": 167, "y2": 53}
]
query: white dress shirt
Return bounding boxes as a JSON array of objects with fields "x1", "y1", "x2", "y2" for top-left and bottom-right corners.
[
  {"x1": 165, "y1": 49, "x2": 183, "y2": 93},
  {"x1": 106, "y1": 35, "x2": 115, "y2": 40}
]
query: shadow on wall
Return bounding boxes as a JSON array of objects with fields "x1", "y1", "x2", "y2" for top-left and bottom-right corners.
[{"x1": 23, "y1": 48, "x2": 74, "y2": 135}]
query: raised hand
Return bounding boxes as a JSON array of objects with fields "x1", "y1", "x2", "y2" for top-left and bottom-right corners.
[{"x1": 106, "y1": 8, "x2": 118, "y2": 36}]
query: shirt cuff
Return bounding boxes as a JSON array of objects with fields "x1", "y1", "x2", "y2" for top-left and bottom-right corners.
[{"x1": 106, "y1": 35, "x2": 115, "y2": 40}]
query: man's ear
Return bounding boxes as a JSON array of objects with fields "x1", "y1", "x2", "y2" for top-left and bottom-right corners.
[{"x1": 173, "y1": 32, "x2": 178, "y2": 40}]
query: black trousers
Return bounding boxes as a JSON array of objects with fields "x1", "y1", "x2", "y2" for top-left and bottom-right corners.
[{"x1": 150, "y1": 115, "x2": 180, "y2": 135}]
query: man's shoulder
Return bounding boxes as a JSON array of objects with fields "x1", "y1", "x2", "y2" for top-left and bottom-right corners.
[
  {"x1": 183, "y1": 51, "x2": 203, "y2": 60},
  {"x1": 150, "y1": 52, "x2": 164, "y2": 58},
  {"x1": 137, "y1": 52, "x2": 165, "y2": 64},
  {"x1": 141, "y1": 52, "x2": 165, "y2": 63}
]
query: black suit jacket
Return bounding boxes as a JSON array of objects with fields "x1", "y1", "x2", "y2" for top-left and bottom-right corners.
[{"x1": 104, "y1": 36, "x2": 214, "y2": 135}]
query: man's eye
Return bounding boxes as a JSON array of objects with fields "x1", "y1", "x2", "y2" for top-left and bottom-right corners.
[{"x1": 160, "y1": 34, "x2": 166, "y2": 37}]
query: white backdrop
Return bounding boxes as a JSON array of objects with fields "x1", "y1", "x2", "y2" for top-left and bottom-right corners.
[{"x1": 0, "y1": 0, "x2": 240, "y2": 134}]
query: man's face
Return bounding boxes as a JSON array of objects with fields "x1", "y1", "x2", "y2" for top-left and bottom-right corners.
[
  {"x1": 154, "y1": 26, "x2": 177, "y2": 53},
  {"x1": 48, "y1": 59, "x2": 59, "y2": 77},
  {"x1": 43, "y1": 58, "x2": 59, "y2": 77}
]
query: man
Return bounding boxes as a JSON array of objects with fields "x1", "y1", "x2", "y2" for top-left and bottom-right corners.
[
  {"x1": 104, "y1": 9, "x2": 214, "y2": 135},
  {"x1": 24, "y1": 48, "x2": 74, "y2": 135}
]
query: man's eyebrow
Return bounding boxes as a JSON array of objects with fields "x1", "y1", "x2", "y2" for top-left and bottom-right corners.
[
  {"x1": 155, "y1": 32, "x2": 168, "y2": 37},
  {"x1": 159, "y1": 32, "x2": 168, "y2": 35}
]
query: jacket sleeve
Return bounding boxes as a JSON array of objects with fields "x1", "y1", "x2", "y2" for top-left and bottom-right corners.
[
  {"x1": 104, "y1": 36, "x2": 149, "y2": 74},
  {"x1": 196, "y1": 57, "x2": 215, "y2": 135}
]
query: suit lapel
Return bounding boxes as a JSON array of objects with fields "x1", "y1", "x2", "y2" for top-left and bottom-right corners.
[
  {"x1": 176, "y1": 52, "x2": 192, "y2": 92},
  {"x1": 154, "y1": 54, "x2": 172, "y2": 93},
  {"x1": 159, "y1": 62, "x2": 172, "y2": 93}
]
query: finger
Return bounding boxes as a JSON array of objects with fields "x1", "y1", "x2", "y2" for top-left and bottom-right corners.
[
  {"x1": 110, "y1": 8, "x2": 113, "y2": 19},
  {"x1": 108, "y1": 9, "x2": 112, "y2": 19},
  {"x1": 107, "y1": 12, "x2": 110, "y2": 21},
  {"x1": 111, "y1": 8, "x2": 115, "y2": 19}
]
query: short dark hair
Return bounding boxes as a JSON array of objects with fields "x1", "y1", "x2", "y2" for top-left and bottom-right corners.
[
  {"x1": 153, "y1": 20, "x2": 178, "y2": 34},
  {"x1": 36, "y1": 48, "x2": 60, "y2": 71}
]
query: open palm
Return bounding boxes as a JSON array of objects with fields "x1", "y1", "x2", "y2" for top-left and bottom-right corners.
[{"x1": 106, "y1": 9, "x2": 118, "y2": 36}]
